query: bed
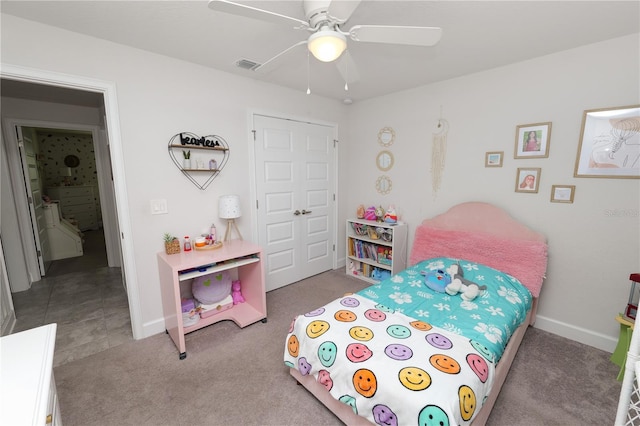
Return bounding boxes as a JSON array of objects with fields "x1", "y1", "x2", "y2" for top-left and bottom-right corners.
[{"x1": 283, "y1": 202, "x2": 548, "y2": 425}]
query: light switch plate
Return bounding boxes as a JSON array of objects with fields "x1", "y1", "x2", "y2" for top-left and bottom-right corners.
[{"x1": 150, "y1": 199, "x2": 168, "y2": 215}]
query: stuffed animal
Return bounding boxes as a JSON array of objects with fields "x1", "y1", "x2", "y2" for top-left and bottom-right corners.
[
  {"x1": 421, "y1": 269, "x2": 452, "y2": 293},
  {"x1": 371, "y1": 268, "x2": 391, "y2": 281},
  {"x1": 364, "y1": 206, "x2": 377, "y2": 221},
  {"x1": 348, "y1": 261, "x2": 357, "y2": 275},
  {"x1": 356, "y1": 204, "x2": 365, "y2": 219},
  {"x1": 231, "y1": 280, "x2": 245, "y2": 305},
  {"x1": 384, "y1": 205, "x2": 398, "y2": 223},
  {"x1": 445, "y1": 263, "x2": 487, "y2": 301}
]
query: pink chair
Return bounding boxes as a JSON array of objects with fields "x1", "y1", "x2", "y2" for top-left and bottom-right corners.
[{"x1": 626, "y1": 273, "x2": 640, "y2": 320}]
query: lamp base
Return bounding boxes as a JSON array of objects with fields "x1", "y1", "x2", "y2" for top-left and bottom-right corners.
[{"x1": 223, "y1": 219, "x2": 243, "y2": 242}]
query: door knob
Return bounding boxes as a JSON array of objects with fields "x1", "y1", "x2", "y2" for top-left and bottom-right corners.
[
  {"x1": 301, "y1": 209, "x2": 312, "y2": 215},
  {"x1": 293, "y1": 210, "x2": 301, "y2": 215}
]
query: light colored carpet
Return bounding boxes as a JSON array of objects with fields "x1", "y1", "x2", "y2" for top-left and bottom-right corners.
[{"x1": 54, "y1": 269, "x2": 622, "y2": 425}]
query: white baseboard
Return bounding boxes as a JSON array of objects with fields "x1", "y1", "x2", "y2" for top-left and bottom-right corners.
[
  {"x1": 140, "y1": 317, "x2": 167, "y2": 339},
  {"x1": 534, "y1": 314, "x2": 617, "y2": 353}
]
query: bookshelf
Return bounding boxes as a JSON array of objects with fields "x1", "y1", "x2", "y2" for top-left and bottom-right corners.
[{"x1": 346, "y1": 218, "x2": 407, "y2": 284}]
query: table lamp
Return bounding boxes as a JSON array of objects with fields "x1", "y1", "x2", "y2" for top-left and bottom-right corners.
[
  {"x1": 60, "y1": 167, "x2": 72, "y2": 185},
  {"x1": 218, "y1": 195, "x2": 242, "y2": 241}
]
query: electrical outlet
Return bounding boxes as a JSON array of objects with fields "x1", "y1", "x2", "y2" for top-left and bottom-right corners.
[{"x1": 150, "y1": 199, "x2": 168, "y2": 215}]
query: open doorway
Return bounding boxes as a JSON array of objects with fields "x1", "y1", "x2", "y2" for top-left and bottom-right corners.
[
  {"x1": 4, "y1": 118, "x2": 121, "y2": 281},
  {"x1": 1, "y1": 71, "x2": 140, "y2": 361},
  {"x1": 21, "y1": 125, "x2": 112, "y2": 276}
]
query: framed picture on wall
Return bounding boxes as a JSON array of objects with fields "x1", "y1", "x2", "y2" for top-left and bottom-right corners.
[
  {"x1": 515, "y1": 167, "x2": 541, "y2": 193},
  {"x1": 485, "y1": 151, "x2": 503, "y2": 167},
  {"x1": 574, "y1": 105, "x2": 640, "y2": 178},
  {"x1": 550, "y1": 185, "x2": 576, "y2": 203},
  {"x1": 514, "y1": 122, "x2": 552, "y2": 159}
]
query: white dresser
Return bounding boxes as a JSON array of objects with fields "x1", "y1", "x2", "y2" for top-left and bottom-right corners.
[
  {"x1": 47, "y1": 186, "x2": 98, "y2": 231},
  {"x1": 0, "y1": 324, "x2": 62, "y2": 426}
]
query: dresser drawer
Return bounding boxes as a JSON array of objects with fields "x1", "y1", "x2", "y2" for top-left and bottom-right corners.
[
  {"x1": 58, "y1": 195, "x2": 95, "y2": 208},
  {"x1": 48, "y1": 186, "x2": 93, "y2": 197},
  {"x1": 61, "y1": 203, "x2": 95, "y2": 216}
]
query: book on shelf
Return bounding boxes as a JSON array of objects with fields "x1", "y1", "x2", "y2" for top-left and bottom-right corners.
[
  {"x1": 349, "y1": 237, "x2": 395, "y2": 267},
  {"x1": 377, "y1": 246, "x2": 392, "y2": 265}
]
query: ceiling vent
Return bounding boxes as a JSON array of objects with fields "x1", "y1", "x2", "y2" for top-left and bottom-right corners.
[{"x1": 235, "y1": 59, "x2": 261, "y2": 71}]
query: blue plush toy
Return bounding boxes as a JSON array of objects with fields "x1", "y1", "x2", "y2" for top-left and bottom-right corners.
[
  {"x1": 421, "y1": 269, "x2": 452, "y2": 293},
  {"x1": 371, "y1": 268, "x2": 392, "y2": 281}
]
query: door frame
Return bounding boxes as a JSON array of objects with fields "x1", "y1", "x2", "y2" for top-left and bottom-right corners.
[
  {"x1": 0, "y1": 64, "x2": 143, "y2": 339},
  {"x1": 247, "y1": 110, "x2": 340, "y2": 283}
]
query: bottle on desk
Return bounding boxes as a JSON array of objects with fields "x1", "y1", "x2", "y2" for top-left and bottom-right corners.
[
  {"x1": 184, "y1": 236, "x2": 192, "y2": 252},
  {"x1": 210, "y1": 224, "x2": 217, "y2": 243}
]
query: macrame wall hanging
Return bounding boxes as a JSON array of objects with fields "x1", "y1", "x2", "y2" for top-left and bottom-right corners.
[{"x1": 431, "y1": 114, "x2": 449, "y2": 197}]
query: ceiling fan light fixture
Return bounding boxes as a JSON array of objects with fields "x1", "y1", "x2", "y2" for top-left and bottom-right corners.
[{"x1": 307, "y1": 29, "x2": 347, "y2": 62}]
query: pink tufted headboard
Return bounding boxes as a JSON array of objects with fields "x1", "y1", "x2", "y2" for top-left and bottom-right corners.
[{"x1": 410, "y1": 202, "x2": 548, "y2": 297}]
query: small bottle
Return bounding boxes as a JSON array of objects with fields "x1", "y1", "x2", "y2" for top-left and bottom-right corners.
[
  {"x1": 210, "y1": 224, "x2": 216, "y2": 243},
  {"x1": 183, "y1": 236, "x2": 192, "y2": 252}
]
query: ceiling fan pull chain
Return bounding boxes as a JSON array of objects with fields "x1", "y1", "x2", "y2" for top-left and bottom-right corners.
[
  {"x1": 306, "y1": 51, "x2": 311, "y2": 95},
  {"x1": 344, "y1": 57, "x2": 349, "y2": 91}
]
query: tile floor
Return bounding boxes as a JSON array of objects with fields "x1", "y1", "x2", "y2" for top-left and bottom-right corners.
[{"x1": 11, "y1": 230, "x2": 133, "y2": 367}]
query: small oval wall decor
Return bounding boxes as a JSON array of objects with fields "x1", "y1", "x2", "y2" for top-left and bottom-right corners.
[
  {"x1": 168, "y1": 132, "x2": 230, "y2": 190},
  {"x1": 64, "y1": 154, "x2": 80, "y2": 168}
]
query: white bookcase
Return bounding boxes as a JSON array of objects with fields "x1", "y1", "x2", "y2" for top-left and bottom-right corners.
[{"x1": 346, "y1": 218, "x2": 408, "y2": 284}]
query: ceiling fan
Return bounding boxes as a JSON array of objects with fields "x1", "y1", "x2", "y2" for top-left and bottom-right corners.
[{"x1": 208, "y1": 0, "x2": 442, "y2": 76}]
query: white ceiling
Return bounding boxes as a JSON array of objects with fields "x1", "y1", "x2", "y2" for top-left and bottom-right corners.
[{"x1": 1, "y1": 1, "x2": 639, "y2": 104}]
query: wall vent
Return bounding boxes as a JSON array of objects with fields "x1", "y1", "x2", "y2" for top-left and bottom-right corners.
[{"x1": 235, "y1": 59, "x2": 261, "y2": 71}]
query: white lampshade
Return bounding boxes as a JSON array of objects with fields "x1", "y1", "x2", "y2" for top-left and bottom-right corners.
[
  {"x1": 308, "y1": 28, "x2": 347, "y2": 62},
  {"x1": 218, "y1": 195, "x2": 241, "y2": 219},
  {"x1": 59, "y1": 167, "x2": 72, "y2": 177}
]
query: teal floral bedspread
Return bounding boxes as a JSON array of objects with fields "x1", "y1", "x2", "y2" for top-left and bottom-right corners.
[{"x1": 357, "y1": 257, "x2": 532, "y2": 362}]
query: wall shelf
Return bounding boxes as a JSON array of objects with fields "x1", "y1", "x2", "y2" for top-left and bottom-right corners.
[
  {"x1": 168, "y1": 145, "x2": 228, "y2": 152},
  {"x1": 167, "y1": 132, "x2": 230, "y2": 190}
]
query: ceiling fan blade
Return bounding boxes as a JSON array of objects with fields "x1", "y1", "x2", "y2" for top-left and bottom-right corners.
[
  {"x1": 254, "y1": 40, "x2": 307, "y2": 73},
  {"x1": 208, "y1": 0, "x2": 308, "y2": 28},
  {"x1": 348, "y1": 25, "x2": 443, "y2": 46},
  {"x1": 327, "y1": 0, "x2": 362, "y2": 24}
]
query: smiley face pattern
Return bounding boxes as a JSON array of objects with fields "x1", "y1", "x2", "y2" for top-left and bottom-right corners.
[
  {"x1": 284, "y1": 294, "x2": 496, "y2": 425},
  {"x1": 284, "y1": 257, "x2": 532, "y2": 425}
]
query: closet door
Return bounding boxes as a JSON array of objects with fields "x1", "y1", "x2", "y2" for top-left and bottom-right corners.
[{"x1": 253, "y1": 114, "x2": 336, "y2": 291}]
